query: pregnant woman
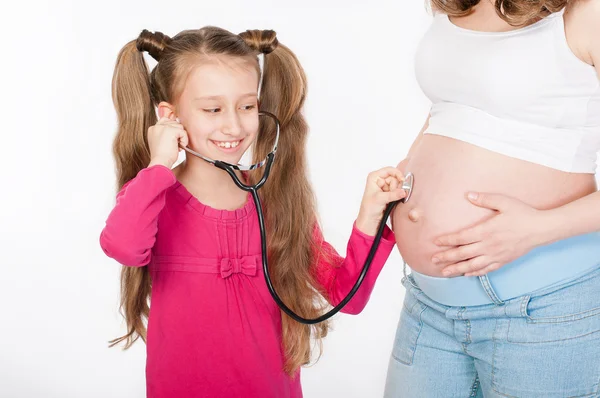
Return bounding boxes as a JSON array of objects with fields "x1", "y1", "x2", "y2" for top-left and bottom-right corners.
[{"x1": 385, "y1": 0, "x2": 600, "y2": 397}]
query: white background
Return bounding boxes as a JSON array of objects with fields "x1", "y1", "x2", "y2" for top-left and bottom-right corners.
[{"x1": 1, "y1": 1, "x2": 434, "y2": 397}]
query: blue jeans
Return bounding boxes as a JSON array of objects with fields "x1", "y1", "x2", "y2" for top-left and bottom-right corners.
[{"x1": 384, "y1": 266, "x2": 600, "y2": 397}]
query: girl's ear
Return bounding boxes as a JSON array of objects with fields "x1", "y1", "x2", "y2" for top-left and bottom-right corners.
[{"x1": 157, "y1": 101, "x2": 177, "y2": 120}]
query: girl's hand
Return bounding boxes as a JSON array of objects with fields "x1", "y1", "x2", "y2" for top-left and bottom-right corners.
[
  {"x1": 356, "y1": 167, "x2": 407, "y2": 236},
  {"x1": 147, "y1": 116, "x2": 189, "y2": 168}
]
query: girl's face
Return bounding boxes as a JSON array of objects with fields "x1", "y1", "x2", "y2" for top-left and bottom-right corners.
[{"x1": 169, "y1": 56, "x2": 260, "y2": 164}]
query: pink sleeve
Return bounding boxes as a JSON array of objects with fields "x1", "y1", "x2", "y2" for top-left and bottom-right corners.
[
  {"x1": 311, "y1": 221, "x2": 396, "y2": 315},
  {"x1": 99, "y1": 165, "x2": 177, "y2": 267}
]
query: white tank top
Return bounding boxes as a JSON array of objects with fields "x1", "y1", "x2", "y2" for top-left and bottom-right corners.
[{"x1": 415, "y1": 10, "x2": 600, "y2": 173}]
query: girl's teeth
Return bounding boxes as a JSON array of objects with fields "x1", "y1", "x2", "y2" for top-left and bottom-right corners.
[{"x1": 216, "y1": 141, "x2": 239, "y2": 148}]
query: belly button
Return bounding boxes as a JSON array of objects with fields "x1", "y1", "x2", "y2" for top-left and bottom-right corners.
[{"x1": 408, "y1": 208, "x2": 420, "y2": 222}]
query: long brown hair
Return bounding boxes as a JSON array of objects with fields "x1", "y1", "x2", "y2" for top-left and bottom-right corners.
[
  {"x1": 429, "y1": 0, "x2": 568, "y2": 26},
  {"x1": 109, "y1": 27, "x2": 330, "y2": 374}
]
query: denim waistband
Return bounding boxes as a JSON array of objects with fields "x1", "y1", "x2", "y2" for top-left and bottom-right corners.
[{"x1": 406, "y1": 231, "x2": 600, "y2": 307}]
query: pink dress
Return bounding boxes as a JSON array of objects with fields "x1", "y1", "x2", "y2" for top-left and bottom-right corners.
[{"x1": 100, "y1": 165, "x2": 396, "y2": 398}]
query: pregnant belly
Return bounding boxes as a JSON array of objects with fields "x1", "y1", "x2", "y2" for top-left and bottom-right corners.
[{"x1": 392, "y1": 134, "x2": 597, "y2": 277}]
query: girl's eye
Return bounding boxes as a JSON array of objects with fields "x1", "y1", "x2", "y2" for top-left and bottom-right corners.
[
  {"x1": 203, "y1": 108, "x2": 221, "y2": 113},
  {"x1": 241, "y1": 105, "x2": 256, "y2": 111}
]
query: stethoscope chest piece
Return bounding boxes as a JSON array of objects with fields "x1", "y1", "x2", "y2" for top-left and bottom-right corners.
[{"x1": 401, "y1": 172, "x2": 414, "y2": 203}]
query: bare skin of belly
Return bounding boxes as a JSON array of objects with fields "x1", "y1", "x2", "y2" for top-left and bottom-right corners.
[{"x1": 392, "y1": 134, "x2": 597, "y2": 277}]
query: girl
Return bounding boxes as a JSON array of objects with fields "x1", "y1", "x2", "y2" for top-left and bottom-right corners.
[
  {"x1": 100, "y1": 27, "x2": 405, "y2": 397},
  {"x1": 386, "y1": 0, "x2": 600, "y2": 396}
]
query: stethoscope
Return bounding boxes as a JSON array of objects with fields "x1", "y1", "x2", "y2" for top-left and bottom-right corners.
[{"x1": 181, "y1": 111, "x2": 414, "y2": 324}]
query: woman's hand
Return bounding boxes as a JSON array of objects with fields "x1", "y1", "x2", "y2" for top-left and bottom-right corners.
[
  {"x1": 147, "y1": 116, "x2": 189, "y2": 169},
  {"x1": 356, "y1": 167, "x2": 407, "y2": 236},
  {"x1": 431, "y1": 192, "x2": 547, "y2": 277}
]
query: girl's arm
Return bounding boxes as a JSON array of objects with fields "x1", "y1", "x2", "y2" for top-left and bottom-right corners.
[
  {"x1": 311, "y1": 221, "x2": 396, "y2": 315},
  {"x1": 100, "y1": 165, "x2": 177, "y2": 266}
]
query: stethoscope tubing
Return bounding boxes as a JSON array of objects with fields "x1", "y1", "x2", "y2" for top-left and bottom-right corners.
[{"x1": 179, "y1": 111, "x2": 413, "y2": 324}]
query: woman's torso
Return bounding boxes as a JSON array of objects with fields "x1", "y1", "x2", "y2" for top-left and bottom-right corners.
[{"x1": 393, "y1": 4, "x2": 599, "y2": 277}]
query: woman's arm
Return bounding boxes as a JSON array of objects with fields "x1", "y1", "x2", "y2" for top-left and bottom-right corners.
[
  {"x1": 540, "y1": 0, "x2": 600, "y2": 245},
  {"x1": 537, "y1": 192, "x2": 600, "y2": 246},
  {"x1": 564, "y1": 0, "x2": 600, "y2": 77}
]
